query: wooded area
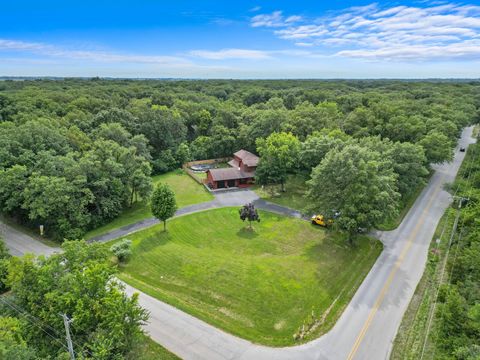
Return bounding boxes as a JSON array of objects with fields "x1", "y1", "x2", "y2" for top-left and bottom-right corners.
[{"x1": 0, "y1": 79, "x2": 478, "y2": 240}]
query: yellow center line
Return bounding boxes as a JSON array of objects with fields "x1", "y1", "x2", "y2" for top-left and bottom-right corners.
[{"x1": 347, "y1": 176, "x2": 444, "y2": 360}]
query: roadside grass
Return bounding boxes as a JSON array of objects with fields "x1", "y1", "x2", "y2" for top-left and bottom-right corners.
[
  {"x1": 376, "y1": 180, "x2": 427, "y2": 231},
  {"x1": 127, "y1": 334, "x2": 179, "y2": 360},
  {"x1": 117, "y1": 207, "x2": 382, "y2": 346},
  {"x1": 391, "y1": 209, "x2": 455, "y2": 359},
  {"x1": 392, "y1": 144, "x2": 476, "y2": 359},
  {"x1": 253, "y1": 174, "x2": 309, "y2": 212},
  {"x1": 84, "y1": 170, "x2": 213, "y2": 239}
]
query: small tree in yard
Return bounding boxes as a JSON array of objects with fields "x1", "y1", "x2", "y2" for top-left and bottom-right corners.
[
  {"x1": 239, "y1": 203, "x2": 261, "y2": 230},
  {"x1": 151, "y1": 183, "x2": 177, "y2": 231},
  {"x1": 110, "y1": 239, "x2": 132, "y2": 263}
]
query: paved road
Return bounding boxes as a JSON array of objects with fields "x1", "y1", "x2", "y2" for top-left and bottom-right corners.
[
  {"x1": 128, "y1": 126, "x2": 476, "y2": 360},
  {"x1": 0, "y1": 221, "x2": 58, "y2": 257},
  {"x1": 1, "y1": 126, "x2": 475, "y2": 360}
]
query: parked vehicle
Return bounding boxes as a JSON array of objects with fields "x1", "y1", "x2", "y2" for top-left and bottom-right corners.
[
  {"x1": 460, "y1": 147, "x2": 466, "y2": 152},
  {"x1": 311, "y1": 214, "x2": 334, "y2": 227}
]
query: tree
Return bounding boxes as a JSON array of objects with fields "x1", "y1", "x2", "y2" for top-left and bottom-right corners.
[
  {"x1": 110, "y1": 239, "x2": 132, "y2": 263},
  {"x1": 209, "y1": 125, "x2": 236, "y2": 158},
  {"x1": 190, "y1": 136, "x2": 212, "y2": 160},
  {"x1": 300, "y1": 132, "x2": 346, "y2": 170},
  {"x1": 0, "y1": 236, "x2": 10, "y2": 293},
  {"x1": 151, "y1": 183, "x2": 177, "y2": 231},
  {"x1": 387, "y1": 142, "x2": 429, "y2": 198},
  {"x1": 0, "y1": 165, "x2": 29, "y2": 214},
  {"x1": 137, "y1": 107, "x2": 187, "y2": 161},
  {"x1": 6, "y1": 241, "x2": 148, "y2": 359},
  {"x1": 22, "y1": 174, "x2": 94, "y2": 240},
  {"x1": 419, "y1": 130, "x2": 454, "y2": 164},
  {"x1": 287, "y1": 101, "x2": 341, "y2": 139},
  {"x1": 92, "y1": 107, "x2": 139, "y2": 134},
  {"x1": 239, "y1": 203, "x2": 260, "y2": 230},
  {"x1": 175, "y1": 142, "x2": 192, "y2": 166},
  {"x1": 306, "y1": 144, "x2": 400, "y2": 244},
  {"x1": 255, "y1": 132, "x2": 301, "y2": 192},
  {"x1": 0, "y1": 316, "x2": 37, "y2": 359}
]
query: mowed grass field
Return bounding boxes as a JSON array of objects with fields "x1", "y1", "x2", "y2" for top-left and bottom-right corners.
[
  {"x1": 254, "y1": 174, "x2": 310, "y2": 212},
  {"x1": 84, "y1": 170, "x2": 213, "y2": 239},
  {"x1": 118, "y1": 207, "x2": 382, "y2": 346}
]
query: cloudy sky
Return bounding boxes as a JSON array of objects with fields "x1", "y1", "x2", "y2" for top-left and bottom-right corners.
[{"x1": 1, "y1": 0, "x2": 480, "y2": 78}]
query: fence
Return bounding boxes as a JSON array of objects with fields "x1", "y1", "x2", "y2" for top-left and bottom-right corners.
[{"x1": 183, "y1": 157, "x2": 231, "y2": 185}]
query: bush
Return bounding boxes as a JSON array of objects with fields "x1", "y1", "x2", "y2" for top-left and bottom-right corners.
[
  {"x1": 110, "y1": 239, "x2": 132, "y2": 263},
  {"x1": 0, "y1": 238, "x2": 10, "y2": 293}
]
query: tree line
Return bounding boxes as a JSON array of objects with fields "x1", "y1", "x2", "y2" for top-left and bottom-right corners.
[
  {"x1": 0, "y1": 79, "x2": 478, "y2": 240},
  {"x1": 432, "y1": 143, "x2": 480, "y2": 358}
]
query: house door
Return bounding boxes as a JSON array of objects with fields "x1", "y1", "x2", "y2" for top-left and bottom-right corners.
[
  {"x1": 217, "y1": 180, "x2": 225, "y2": 189},
  {"x1": 227, "y1": 179, "x2": 236, "y2": 187}
]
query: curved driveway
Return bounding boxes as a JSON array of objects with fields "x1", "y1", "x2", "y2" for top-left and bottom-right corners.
[
  {"x1": 123, "y1": 127, "x2": 476, "y2": 360},
  {"x1": 2, "y1": 127, "x2": 475, "y2": 360}
]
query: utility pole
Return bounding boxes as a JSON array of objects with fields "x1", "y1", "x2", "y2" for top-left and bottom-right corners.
[{"x1": 61, "y1": 313, "x2": 75, "y2": 360}]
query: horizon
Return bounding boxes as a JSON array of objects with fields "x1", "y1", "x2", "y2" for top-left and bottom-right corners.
[
  {"x1": 2, "y1": 1, "x2": 480, "y2": 78},
  {"x1": 2, "y1": 76, "x2": 480, "y2": 81}
]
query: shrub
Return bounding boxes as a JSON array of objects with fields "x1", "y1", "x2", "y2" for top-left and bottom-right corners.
[
  {"x1": 0, "y1": 238, "x2": 10, "y2": 293},
  {"x1": 110, "y1": 239, "x2": 132, "y2": 263}
]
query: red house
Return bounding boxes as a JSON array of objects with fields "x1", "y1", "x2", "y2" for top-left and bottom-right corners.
[{"x1": 206, "y1": 150, "x2": 259, "y2": 189}]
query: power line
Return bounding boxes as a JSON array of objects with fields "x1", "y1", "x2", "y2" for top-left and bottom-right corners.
[
  {"x1": 61, "y1": 313, "x2": 76, "y2": 360},
  {"x1": 0, "y1": 296, "x2": 95, "y2": 359},
  {"x1": 430, "y1": 145, "x2": 478, "y2": 360},
  {"x1": 419, "y1": 141, "x2": 478, "y2": 359},
  {"x1": 0, "y1": 296, "x2": 72, "y2": 354}
]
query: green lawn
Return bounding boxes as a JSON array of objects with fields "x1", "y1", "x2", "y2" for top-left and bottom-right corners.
[
  {"x1": 254, "y1": 174, "x2": 310, "y2": 212},
  {"x1": 254, "y1": 172, "x2": 428, "y2": 231},
  {"x1": 117, "y1": 207, "x2": 382, "y2": 346},
  {"x1": 84, "y1": 170, "x2": 213, "y2": 239}
]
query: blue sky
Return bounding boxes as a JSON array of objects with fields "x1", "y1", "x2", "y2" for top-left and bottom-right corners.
[{"x1": 1, "y1": 0, "x2": 480, "y2": 78}]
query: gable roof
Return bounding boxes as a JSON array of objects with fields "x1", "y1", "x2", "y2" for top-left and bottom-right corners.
[
  {"x1": 208, "y1": 168, "x2": 254, "y2": 182},
  {"x1": 234, "y1": 149, "x2": 259, "y2": 167}
]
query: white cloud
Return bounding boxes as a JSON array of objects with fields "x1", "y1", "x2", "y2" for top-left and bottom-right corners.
[
  {"x1": 251, "y1": 11, "x2": 302, "y2": 28},
  {"x1": 189, "y1": 48, "x2": 317, "y2": 60},
  {"x1": 189, "y1": 48, "x2": 271, "y2": 60},
  {"x1": 251, "y1": 11, "x2": 285, "y2": 27},
  {"x1": 275, "y1": 25, "x2": 327, "y2": 39},
  {"x1": 0, "y1": 38, "x2": 190, "y2": 65},
  {"x1": 286, "y1": 15, "x2": 303, "y2": 23},
  {"x1": 337, "y1": 40, "x2": 480, "y2": 60},
  {"x1": 251, "y1": 2, "x2": 480, "y2": 61}
]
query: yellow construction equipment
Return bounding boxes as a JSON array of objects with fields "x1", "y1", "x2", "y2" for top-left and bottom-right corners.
[{"x1": 311, "y1": 214, "x2": 334, "y2": 227}]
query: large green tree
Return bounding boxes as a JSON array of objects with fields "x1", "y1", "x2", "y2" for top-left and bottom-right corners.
[
  {"x1": 6, "y1": 241, "x2": 148, "y2": 359},
  {"x1": 387, "y1": 142, "x2": 429, "y2": 198},
  {"x1": 255, "y1": 132, "x2": 301, "y2": 192},
  {"x1": 306, "y1": 144, "x2": 400, "y2": 243},
  {"x1": 300, "y1": 131, "x2": 348, "y2": 170},
  {"x1": 151, "y1": 183, "x2": 177, "y2": 231},
  {"x1": 419, "y1": 130, "x2": 453, "y2": 164}
]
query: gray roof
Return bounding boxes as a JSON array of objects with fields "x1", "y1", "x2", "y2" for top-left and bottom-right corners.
[
  {"x1": 208, "y1": 168, "x2": 255, "y2": 182},
  {"x1": 234, "y1": 149, "x2": 259, "y2": 167}
]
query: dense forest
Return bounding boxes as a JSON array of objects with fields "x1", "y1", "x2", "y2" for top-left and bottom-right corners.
[{"x1": 0, "y1": 79, "x2": 479, "y2": 239}]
